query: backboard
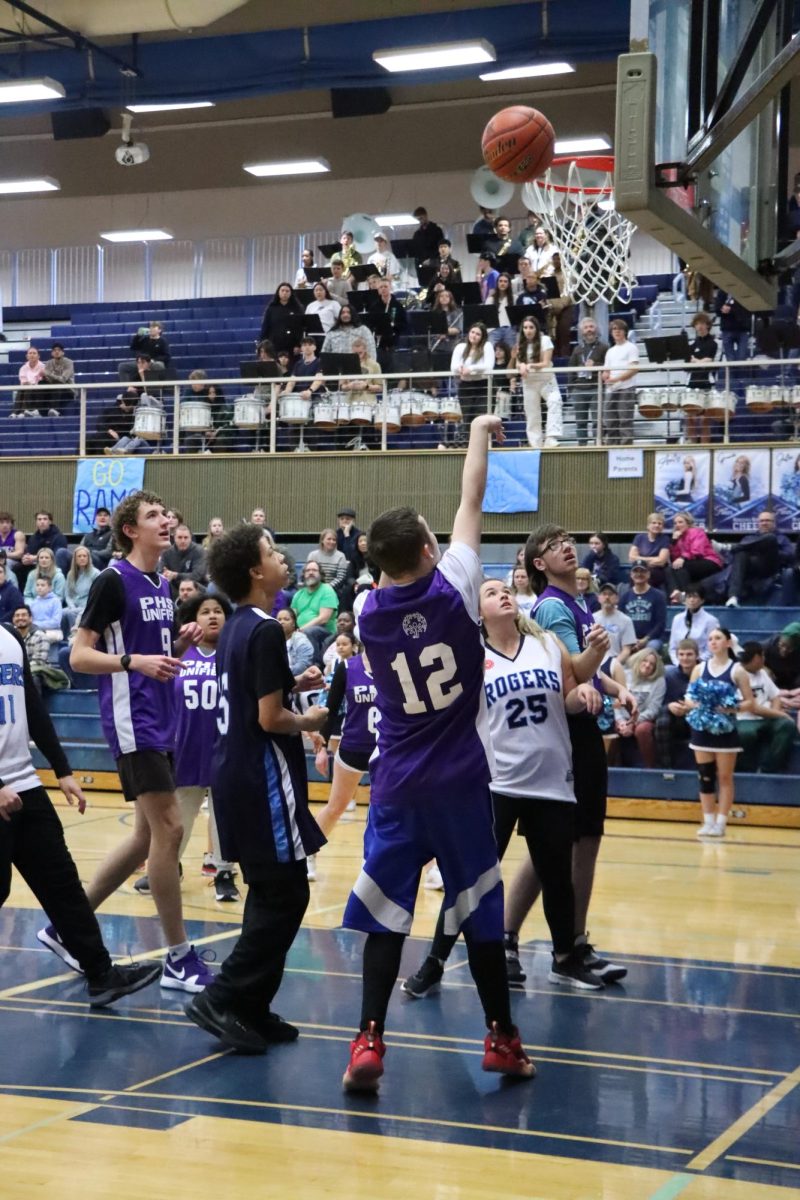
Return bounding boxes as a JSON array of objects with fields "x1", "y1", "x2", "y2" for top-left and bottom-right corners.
[{"x1": 615, "y1": 0, "x2": 794, "y2": 310}]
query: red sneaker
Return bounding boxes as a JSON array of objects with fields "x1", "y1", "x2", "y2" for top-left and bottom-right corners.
[
  {"x1": 482, "y1": 1022, "x2": 536, "y2": 1079},
  {"x1": 342, "y1": 1021, "x2": 386, "y2": 1092}
]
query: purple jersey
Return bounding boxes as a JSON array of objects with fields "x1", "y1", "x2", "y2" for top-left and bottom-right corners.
[
  {"x1": 533, "y1": 583, "x2": 603, "y2": 691},
  {"x1": 92, "y1": 560, "x2": 176, "y2": 758},
  {"x1": 173, "y1": 644, "x2": 217, "y2": 787},
  {"x1": 358, "y1": 542, "x2": 493, "y2": 803},
  {"x1": 339, "y1": 654, "x2": 379, "y2": 758}
]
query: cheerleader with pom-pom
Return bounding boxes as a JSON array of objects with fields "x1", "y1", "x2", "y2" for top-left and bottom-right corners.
[{"x1": 685, "y1": 627, "x2": 754, "y2": 838}]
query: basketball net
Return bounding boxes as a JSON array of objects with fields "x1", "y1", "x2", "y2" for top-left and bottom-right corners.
[{"x1": 522, "y1": 157, "x2": 638, "y2": 306}]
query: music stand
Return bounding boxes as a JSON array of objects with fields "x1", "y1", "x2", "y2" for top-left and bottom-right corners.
[
  {"x1": 347, "y1": 290, "x2": 369, "y2": 311},
  {"x1": 303, "y1": 313, "x2": 325, "y2": 338},
  {"x1": 351, "y1": 264, "x2": 379, "y2": 283},
  {"x1": 496, "y1": 253, "x2": 521, "y2": 276},
  {"x1": 305, "y1": 267, "x2": 327, "y2": 283},
  {"x1": 508, "y1": 305, "x2": 537, "y2": 328},
  {"x1": 460, "y1": 281, "x2": 481, "y2": 306},
  {"x1": 295, "y1": 288, "x2": 315, "y2": 308},
  {"x1": 644, "y1": 333, "x2": 690, "y2": 363},
  {"x1": 318, "y1": 242, "x2": 341, "y2": 260},
  {"x1": 240, "y1": 361, "x2": 281, "y2": 379},
  {"x1": 320, "y1": 352, "x2": 361, "y2": 380},
  {"x1": 416, "y1": 264, "x2": 438, "y2": 287},
  {"x1": 466, "y1": 233, "x2": 491, "y2": 255},
  {"x1": 407, "y1": 310, "x2": 433, "y2": 336},
  {"x1": 463, "y1": 304, "x2": 499, "y2": 330},
  {"x1": 390, "y1": 238, "x2": 416, "y2": 259}
]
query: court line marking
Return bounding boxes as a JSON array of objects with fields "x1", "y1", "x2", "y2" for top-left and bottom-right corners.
[
  {"x1": 646, "y1": 1176, "x2": 694, "y2": 1200},
  {"x1": 0, "y1": 1101, "x2": 100, "y2": 1146},
  {"x1": 687, "y1": 1062, "x2": 800, "y2": 1171},
  {"x1": 726, "y1": 1154, "x2": 800, "y2": 1172}
]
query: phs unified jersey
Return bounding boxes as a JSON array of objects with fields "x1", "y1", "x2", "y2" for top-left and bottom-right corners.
[
  {"x1": 484, "y1": 632, "x2": 576, "y2": 803},
  {"x1": 339, "y1": 654, "x2": 378, "y2": 759},
  {"x1": 173, "y1": 644, "x2": 217, "y2": 788},
  {"x1": 0, "y1": 623, "x2": 38, "y2": 793}
]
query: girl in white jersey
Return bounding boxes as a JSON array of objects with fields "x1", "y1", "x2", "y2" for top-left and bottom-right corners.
[{"x1": 403, "y1": 578, "x2": 606, "y2": 996}]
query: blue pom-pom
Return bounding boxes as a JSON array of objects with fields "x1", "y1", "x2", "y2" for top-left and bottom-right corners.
[{"x1": 686, "y1": 676, "x2": 737, "y2": 734}]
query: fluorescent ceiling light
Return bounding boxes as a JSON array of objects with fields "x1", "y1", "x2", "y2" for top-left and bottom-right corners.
[
  {"x1": 0, "y1": 77, "x2": 65, "y2": 103},
  {"x1": 100, "y1": 229, "x2": 173, "y2": 243},
  {"x1": 0, "y1": 177, "x2": 59, "y2": 194},
  {"x1": 554, "y1": 136, "x2": 612, "y2": 154},
  {"x1": 374, "y1": 213, "x2": 417, "y2": 225},
  {"x1": 480, "y1": 61, "x2": 574, "y2": 81},
  {"x1": 126, "y1": 101, "x2": 215, "y2": 113},
  {"x1": 373, "y1": 39, "x2": 495, "y2": 73},
  {"x1": 244, "y1": 159, "x2": 330, "y2": 178}
]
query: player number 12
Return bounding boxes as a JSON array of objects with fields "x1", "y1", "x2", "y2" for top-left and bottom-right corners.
[{"x1": 390, "y1": 643, "x2": 463, "y2": 715}]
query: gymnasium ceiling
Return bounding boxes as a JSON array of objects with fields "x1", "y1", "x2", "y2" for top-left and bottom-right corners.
[{"x1": 0, "y1": 0, "x2": 627, "y2": 199}]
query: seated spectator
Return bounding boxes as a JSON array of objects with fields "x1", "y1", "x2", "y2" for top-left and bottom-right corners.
[
  {"x1": 108, "y1": 388, "x2": 164, "y2": 454},
  {"x1": 595, "y1": 583, "x2": 637, "y2": 664},
  {"x1": 668, "y1": 585, "x2": 719, "y2": 663},
  {"x1": 582, "y1": 531, "x2": 622, "y2": 586},
  {"x1": 726, "y1": 510, "x2": 795, "y2": 607},
  {"x1": 160, "y1": 523, "x2": 207, "y2": 595},
  {"x1": 737, "y1": 642, "x2": 797, "y2": 772},
  {"x1": 290, "y1": 561, "x2": 339, "y2": 659},
  {"x1": 574, "y1": 566, "x2": 600, "y2": 612},
  {"x1": 764, "y1": 622, "x2": 800, "y2": 729},
  {"x1": 174, "y1": 579, "x2": 203, "y2": 628},
  {"x1": 29, "y1": 575, "x2": 63, "y2": 642},
  {"x1": 276, "y1": 607, "x2": 315, "y2": 675},
  {"x1": 19, "y1": 510, "x2": 68, "y2": 587},
  {"x1": 547, "y1": 253, "x2": 575, "y2": 358},
  {"x1": 616, "y1": 648, "x2": 666, "y2": 768},
  {"x1": 426, "y1": 261, "x2": 463, "y2": 306},
  {"x1": 349, "y1": 532, "x2": 379, "y2": 600},
  {"x1": 306, "y1": 281, "x2": 342, "y2": 335},
  {"x1": 42, "y1": 342, "x2": 76, "y2": 415},
  {"x1": 516, "y1": 210, "x2": 540, "y2": 253},
  {"x1": 324, "y1": 257, "x2": 352, "y2": 303},
  {"x1": 64, "y1": 545, "x2": 99, "y2": 621},
  {"x1": 510, "y1": 565, "x2": 536, "y2": 616},
  {"x1": 281, "y1": 336, "x2": 325, "y2": 401},
  {"x1": 567, "y1": 317, "x2": 607, "y2": 446},
  {"x1": 201, "y1": 517, "x2": 224, "y2": 552},
  {"x1": 655, "y1": 638, "x2": 699, "y2": 767},
  {"x1": 11, "y1": 604, "x2": 52, "y2": 694},
  {"x1": 259, "y1": 283, "x2": 304, "y2": 354},
  {"x1": 322, "y1": 628, "x2": 357, "y2": 676},
  {"x1": 0, "y1": 510, "x2": 26, "y2": 580},
  {"x1": 422, "y1": 238, "x2": 462, "y2": 280},
  {"x1": 307, "y1": 529, "x2": 349, "y2": 596},
  {"x1": 320, "y1": 612, "x2": 356, "y2": 660},
  {"x1": 524, "y1": 226, "x2": 556, "y2": 276},
  {"x1": 665, "y1": 511, "x2": 723, "y2": 603},
  {"x1": 321, "y1": 303, "x2": 377, "y2": 361},
  {"x1": 368, "y1": 232, "x2": 401, "y2": 282},
  {"x1": 602, "y1": 320, "x2": 639, "y2": 445},
  {"x1": 0, "y1": 562, "x2": 24, "y2": 623},
  {"x1": 80, "y1": 505, "x2": 114, "y2": 570},
  {"x1": 119, "y1": 321, "x2": 171, "y2": 381},
  {"x1": 511, "y1": 255, "x2": 534, "y2": 298},
  {"x1": 619, "y1": 560, "x2": 667, "y2": 652},
  {"x1": 517, "y1": 272, "x2": 552, "y2": 327},
  {"x1": 12, "y1": 346, "x2": 46, "y2": 416},
  {"x1": 629, "y1": 512, "x2": 671, "y2": 590},
  {"x1": 23, "y1": 547, "x2": 66, "y2": 602},
  {"x1": 86, "y1": 389, "x2": 137, "y2": 457},
  {"x1": 485, "y1": 215, "x2": 513, "y2": 259},
  {"x1": 294, "y1": 247, "x2": 316, "y2": 290}
]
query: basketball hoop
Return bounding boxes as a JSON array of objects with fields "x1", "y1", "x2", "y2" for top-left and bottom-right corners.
[{"x1": 522, "y1": 155, "x2": 638, "y2": 306}]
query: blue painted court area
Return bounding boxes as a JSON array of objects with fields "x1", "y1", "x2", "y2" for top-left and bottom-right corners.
[{"x1": 1, "y1": 909, "x2": 798, "y2": 1190}]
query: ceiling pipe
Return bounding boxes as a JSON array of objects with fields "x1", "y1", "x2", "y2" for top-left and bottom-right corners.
[{"x1": 0, "y1": 0, "x2": 250, "y2": 38}]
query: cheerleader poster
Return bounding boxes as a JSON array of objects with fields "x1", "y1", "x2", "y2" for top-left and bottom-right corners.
[
  {"x1": 712, "y1": 448, "x2": 770, "y2": 532},
  {"x1": 771, "y1": 447, "x2": 800, "y2": 531},
  {"x1": 653, "y1": 450, "x2": 710, "y2": 526}
]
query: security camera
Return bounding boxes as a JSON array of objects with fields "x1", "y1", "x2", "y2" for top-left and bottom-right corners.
[{"x1": 115, "y1": 142, "x2": 150, "y2": 166}]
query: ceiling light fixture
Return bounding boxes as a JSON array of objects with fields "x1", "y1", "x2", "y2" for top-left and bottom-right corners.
[
  {"x1": 0, "y1": 77, "x2": 65, "y2": 103},
  {"x1": 243, "y1": 159, "x2": 330, "y2": 178},
  {"x1": 100, "y1": 229, "x2": 173, "y2": 243},
  {"x1": 373, "y1": 39, "x2": 495, "y2": 73},
  {"x1": 126, "y1": 101, "x2": 215, "y2": 113},
  {"x1": 374, "y1": 213, "x2": 417, "y2": 225},
  {"x1": 554, "y1": 136, "x2": 612, "y2": 154},
  {"x1": 0, "y1": 177, "x2": 60, "y2": 194},
  {"x1": 480, "y1": 61, "x2": 574, "y2": 81}
]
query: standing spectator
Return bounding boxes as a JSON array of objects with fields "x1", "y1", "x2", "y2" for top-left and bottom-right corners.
[
  {"x1": 307, "y1": 529, "x2": 349, "y2": 595},
  {"x1": 472, "y1": 206, "x2": 496, "y2": 237},
  {"x1": 367, "y1": 280, "x2": 408, "y2": 365},
  {"x1": 80, "y1": 506, "x2": 115, "y2": 570},
  {"x1": 516, "y1": 210, "x2": 541, "y2": 252},
  {"x1": 294, "y1": 247, "x2": 316, "y2": 290},
  {"x1": 725, "y1": 511, "x2": 795, "y2": 607},
  {"x1": 0, "y1": 511, "x2": 26, "y2": 581},
  {"x1": 487, "y1": 273, "x2": 517, "y2": 352},
  {"x1": 547, "y1": 253, "x2": 575, "y2": 357},
  {"x1": 11, "y1": 604, "x2": 51, "y2": 694},
  {"x1": 665, "y1": 512, "x2": 723, "y2": 603},
  {"x1": 764, "y1": 622, "x2": 800, "y2": 728},
  {"x1": 42, "y1": 343, "x2": 76, "y2": 415},
  {"x1": 567, "y1": 317, "x2": 607, "y2": 446},
  {"x1": 451, "y1": 323, "x2": 495, "y2": 431},
  {"x1": 684, "y1": 312, "x2": 717, "y2": 443},
  {"x1": 476, "y1": 252, "x2": 499, "y2": 302},
  {"x1": 594, "y1": 584, "x2": 637, "y2": 664},
  {"x1": 0, "y1": 562, "x2": 24, "y2": 623},
  {"x1": 336, "y1": 508, "x2": 361, "y2": 564},
  {"x1": 305, "y1": 281, "x2": 342, "y2": 335},
  {"x1": 324, "y1": 257, "x2": 351, "y2": 303},
  {"x1": 668, "y1": 586, "x2": 720, "y2": 663},
  {"x1": 616, "y1": 649, "x2": 665, "y2": 768},
  {"x1": 19, "y1": 511, "x2": 68, "y2": 589},
  {"x1": 159, "y1": 524, "x2": 207, "y2": 595},
  {"x1": 12, "y1": 346, "x2": 46, "y2": 416},
  {"x1": 510, "y1": 565, "x2": 536, "y2": 616},
  {"x1": 736, "y1": 642, "x2": 797, "y2": 773},
  {"x1": 524, "y1": 227, "x2": 557, "y2": 277},
  {"x1": 338, "y1": 230, "x2": 362, "y2": 273},
  {"x1": 514, "y1": 315, "x2": 562, "y2": 448},
  {"x1": 201, "y1": 517, "x2": 224, "y2": 553},
  {"x1": 24, "y1": 547, "x2": 66, "y2": 603},
  {"x1": 291, "y1": 561, "x2": 339, "y2": 660},
  {"x1": 714, "y1": 291, "x2": 751, "y2": 361},
  {"x1": 64, "y1": 546, "x2": 100, "y2": 621},
  {"x1": 368, "y1": 232, "x2": 401, "y2": 282},
  {"x1": 581, "y1": 532, "x2": 621, "y2": 586},
  {"x1": 601, "y1": 320, "x2": 639, "y2": 445},
  {"x1": 655, "y1": 638, "x2": 699, "y2": 767},
  {"x1": 619, "y1": 561, "x2": 667, "y2": 652},
  {"x1": 629, "y1": 512, "x2": 671, "y2": 590},
  {"x1": 410, "y1": 206, "x2": 444, "y2": 265},
  {"x1": 259, "y1": 283, "x2": 304, "y2": 354}
]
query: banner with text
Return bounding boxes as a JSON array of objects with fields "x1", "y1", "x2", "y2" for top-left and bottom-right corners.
[
  {"x1": 712, "y1": 448, "x2": 770, "y2": 531},
  {"x1": 73, "y1": 458, "x2": 146, "y2": 534},
  {"x1": 653, "y1": 450, "x2": 710, "y2": 526},
  {"x1": 482, "y1": 451, "x2": 540, "y2": 514},
  {"x1": 771, "y1": 447, "x2": 800, "y2": 531}
]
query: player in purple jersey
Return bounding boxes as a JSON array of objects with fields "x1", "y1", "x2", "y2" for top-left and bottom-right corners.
[
  {"x1": 70, "y1": 491, "x2": 215, "y2": 993},
  {"x1": 341, "y1": 414, "x2": 535, "y2": 1093},
  {"x1": 184, "y1": 523, "x2": 328, "y2": 1055}
]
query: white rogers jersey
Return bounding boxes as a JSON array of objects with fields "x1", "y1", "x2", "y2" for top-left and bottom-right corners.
[
  {"x1": 483, "y1": 630, "x2": 575, "y2": 803},
  {"x1": 0, "y1": 624, "x2": 38, "y2": 793}
]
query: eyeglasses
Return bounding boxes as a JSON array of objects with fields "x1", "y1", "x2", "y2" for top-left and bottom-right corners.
[{"x1": 542, "y1": 536, "x2": 576, "y2": 555}]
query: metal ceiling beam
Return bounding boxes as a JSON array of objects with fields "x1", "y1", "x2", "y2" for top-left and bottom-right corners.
[{"x1": 3, "y1": 0, "x2": 141, "y2": 76}]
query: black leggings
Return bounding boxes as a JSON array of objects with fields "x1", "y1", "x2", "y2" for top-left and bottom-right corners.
[
  {"x1": 665, "y1": 557, "x2": 720, "y2": 595},
  {"x1": 458, "y1": 377, "x2": 490, "y2": 424},
  {"x1": 429, "y1": 794, "x2": 576, "y2": 961}
]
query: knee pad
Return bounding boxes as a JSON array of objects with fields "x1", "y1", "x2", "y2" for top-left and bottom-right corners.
[{"x1": 698, "y1": 761, "x2": 717, "y2": 792}]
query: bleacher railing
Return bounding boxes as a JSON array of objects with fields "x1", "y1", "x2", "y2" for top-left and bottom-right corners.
[{"x1": 1, "y1": 358, "x2": 798, "y2": 457}]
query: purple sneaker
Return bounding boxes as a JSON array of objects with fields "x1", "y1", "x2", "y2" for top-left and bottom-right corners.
[
  {"x1": 160, "y1": 946, "x2": 216, "y2": 993},
  {"x1": 36, "y1": 924, "x2": 83, "y2": 974}
]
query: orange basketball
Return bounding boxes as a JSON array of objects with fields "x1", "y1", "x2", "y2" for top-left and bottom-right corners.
[{"x1": 481, "y1": 106, "x2": 555, "y2": 182}]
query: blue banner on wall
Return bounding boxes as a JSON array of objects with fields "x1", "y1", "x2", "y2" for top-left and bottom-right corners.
[
  {"x1": 482, "y1": 451, "x2": 540, "y2": 514},
  {"x1": 73, "y1": 458, "x2": 146, "y2": 534}
]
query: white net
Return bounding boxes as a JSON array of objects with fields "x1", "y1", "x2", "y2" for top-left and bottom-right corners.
[{"x1": 522, "y1": 159, "x2": 638, "y2": 305}]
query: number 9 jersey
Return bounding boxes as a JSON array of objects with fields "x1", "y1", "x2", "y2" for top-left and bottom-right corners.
[{"x1": 173, "y1": 644, "x2": 218, "y2": 788}]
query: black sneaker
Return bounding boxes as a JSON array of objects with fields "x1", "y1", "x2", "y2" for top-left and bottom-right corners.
[
  {"x1": 214, "y1": 869, "x2": 240, "y2": 903},
  {"x1": 548, "y1": 952, "x2": 605, "y2": 991},
  {"x1": 504, "y1": 932, "x2": 527, "y2": 987},
  {"x1": 249, "y1": 1011, "x2": 300, "y2": 1043},
  {"x1": 401, "y1": 955, "x2": 443, "y2": 998},
  {"x1": 185, "y1": 991, "x2": 268, "y2": 1055},
  {"x1": 133, "y1": 875, "x2": 151, "y2": 896},
  {"x1": 87, "y1": 961, "x2": 161, "y2": 1008},
  {"x1": 574, "y1": 933, "x2": 627, "y2": 983}
]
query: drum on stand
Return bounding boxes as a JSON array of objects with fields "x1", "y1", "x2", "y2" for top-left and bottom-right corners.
[
  {"x1": 705, "y1": 390, "x2": 737, "y2": 418},
  {"x1": 680, "y1": 388, "x2": 706, "y2": 413},
  {"x1": 377, "y1": 400, "x2": 402, "y2": 432},
  {"x1": 439, "y1": 397, "x2": 463, "y2": 422},
  {"x1": 791, "y1": 386, "x2": 800, "y2": 407},
  {"x1": 313, "y1": 400, "x2": 337, "y2": 427},
  {"x1": 234, "y1": 396, "x2": 266, "y2": 428},
  {"x1": 662, "y1": 387, "x2": 682, "y2": 411},
  {"x1": 330, "y1": 392, "x2": 351, "y2": 424},
  {"x1": 419, "y1": 391, "x2": 440, "y2": 421},
  {"x1": 637, "y1": 388, "x2": 664, "y2": 419},
  {"x1": 133, "y1": 408, "x2": 165, "y2": 441},
  {"x1": 279, "y1": 396, "x2": 311, "y2": 423},
  {"x1": 179, "y1": 401, "x2": 212, "y2": 432},
  {"x1": 745, "y1": 384, "x2": 773, "y2": 412},
  {"x1": 769, "y1": 385, "x2": 786, "y2": 408},
  {"x1": 400, "y1": 392, "x2": 425, "y2": 426},
  {"x1": 348, "y1": 402, "x2": 375, "y2": 425}
]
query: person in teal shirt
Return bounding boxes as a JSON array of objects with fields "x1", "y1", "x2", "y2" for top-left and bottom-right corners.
[{"x1": 291, "y1": 561, "x2": 338, "y2": 661}]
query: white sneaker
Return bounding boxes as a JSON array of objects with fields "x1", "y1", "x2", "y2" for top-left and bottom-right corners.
[
  {"x1": 424, "y1": 864, "x2": 444, "y2": 890},
  {"x1": 47, "y1": 408, "x2": 60, "y2": 417},
  {"x1": 345, "y1": 798, "x2": 357, "y2": 812},
  {"x1": 725, "y1": 596, "x2": 739, "y2": 607},
  {"x1": 709, "y1": 820, "x2": 726, "y2": 837},
  {"x1": 306, "y1": 854, "x2": 317, "y2": 881},
  {"x1": 544, "y1": 437, "x2": 559, "y2": 447},
  {"x1": 696, "y1": 823, "x2": 716, "y2": 838}
]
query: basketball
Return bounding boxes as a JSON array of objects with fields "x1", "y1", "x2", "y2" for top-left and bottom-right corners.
[{"x1": 481, "y1": 105, "x2": 555, "y2": 182}]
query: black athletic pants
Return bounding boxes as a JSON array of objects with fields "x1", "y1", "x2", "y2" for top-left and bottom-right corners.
[
  {"x1": 0, "y1": 785, "x2": 111, "y2": 979},
  {"x1": 205, "y1": 859, "x2": 309, "y2": 1022},
  {"x1": 665, "y1": 557, "x2": 720, "y2": 595}
]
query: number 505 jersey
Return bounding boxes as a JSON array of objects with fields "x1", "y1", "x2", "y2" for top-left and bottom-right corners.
[{"x1": 358, "y1": 542, "x2": 494, "y2": 803}]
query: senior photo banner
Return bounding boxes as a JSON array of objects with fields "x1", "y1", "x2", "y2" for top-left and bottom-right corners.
[
  {"x1": 482, "y1": 451, "x2": 540, "y2": 515},
  {"x1": 73, "y1": 458, "x2": 146, "y2": 534},
  {"x1": 771, "y1": 446, "x2": 800, "y2": 531},
  {"x1": 653, "y1": 450, "x2": 710, "y2": 526},
  {"x1": 712, "y1": 447, "x2": 770, "y2": 532}
]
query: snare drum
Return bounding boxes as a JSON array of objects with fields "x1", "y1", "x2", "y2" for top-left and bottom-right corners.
[
  {"x1": 662, "y1": 387, "x2": 682, "y2": 411},
  {"x1": 376, "y1": 402, "x2": 401, "y2": 432},
  {"x1": 179, "y1": 401, "x2": 212, "y2": 432},
  {"x1": 705, "y1": 390, "x2": 737, "y2": 418},
  {"x1": 133, "y1": 408, "x2": 164, "y2": 440},
  {"x1": 400, "y1": 394, "x2": 425, "y2": 426},
  {"x1": 680, "y1": 388, "x2": 707, "y2": 413},
  {"x1": 335, "y1": 397, "x2": 352, "y2": 424},
  {"x1": 637, "y1": 388, "x2": 664, "y2": 419},
  {"x1": 791, "y1": 386, "x2": 800, "y2": 407},
  {"x1": 349, "y1": 402, "x2": 375, "y2": 425},
  {"x1": 419, "y1": 392, "x2": 439, "y2": 421},
  {"x1": 279, "y1": 396, "x2": 311, "y2": 423},
  {"x1": 234, "y1": 397, "x2": 265, "y2": 428},
  {"x1": 439, "y1": 398, "x2": 463, "y2": 423},
  {"x1": 313, "y1": 401, "x2": 337, "y2": 427},
  {"x1": 745, "y1": 384, "x2": 773, "y2": 412},
  {"x1": 769, "y1": 385, "x2": 786, "y2": 408}
]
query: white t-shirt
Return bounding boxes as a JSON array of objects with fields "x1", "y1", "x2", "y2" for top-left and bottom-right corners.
[
  {"x1": 0, "y1": 624, "x2": 39, "y2": 793},
  {"x1": 595, "y1": 608, "x2": 637, "y2": 657},
  {"x1": 518, "y1": 334, "x2": 554, "y2": 379},
  {"x1": 604, "y1": 340, "x2": 639, "y2": 391},
  {"x1": 737, "y1": 668, "x2": 779, "y2": 721}
]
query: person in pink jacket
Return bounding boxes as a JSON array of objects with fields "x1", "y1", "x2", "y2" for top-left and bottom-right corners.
[{"x1": 666, "y1": 512, "x2": 723, "y2": 603}]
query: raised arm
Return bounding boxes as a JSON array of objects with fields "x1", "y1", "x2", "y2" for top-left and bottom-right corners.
[{"x1": 450, "y1": 414, "x2": 505, "y2": 553}]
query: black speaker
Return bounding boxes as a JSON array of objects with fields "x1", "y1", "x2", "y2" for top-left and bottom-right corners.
[
  {"x1": 330, "y1": 87, "x2": 391, "y2": 119},
  {"x1": 51, "y1": 109, "x2": 111, "y2": 140}
]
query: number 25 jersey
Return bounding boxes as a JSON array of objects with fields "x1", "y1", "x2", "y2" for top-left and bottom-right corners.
[{"x1": 358, "y1": 542, "x2": 494, "y2": 803}]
